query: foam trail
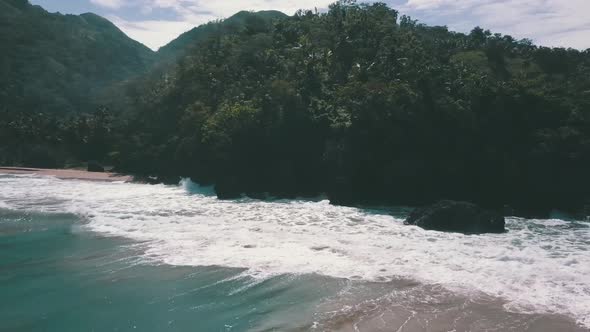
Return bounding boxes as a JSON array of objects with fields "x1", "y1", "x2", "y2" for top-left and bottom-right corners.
[{"x1": 0, "y1": 173, "x2": 588, "y2": 328}]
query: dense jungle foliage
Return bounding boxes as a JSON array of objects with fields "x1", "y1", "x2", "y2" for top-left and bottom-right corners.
[
  {"x1": 2, "y1": 0, "x2": 590, "y2": 215},
  {"x1": 0, "y1": 0, "x2": 155, "y2": 115},
  {"x1": 157, "y1": 10, "x2": 287, "y2": 62}
]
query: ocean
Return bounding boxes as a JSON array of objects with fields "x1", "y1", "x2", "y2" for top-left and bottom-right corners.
[{"x1": 0, "y1": 173, "x2": 588, "y2": 331}]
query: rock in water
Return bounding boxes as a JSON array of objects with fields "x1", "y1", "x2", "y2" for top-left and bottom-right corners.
[
  {"x1": 214, "y1": 177, "x2": 242, "y2": 200},
  {"x1": 87, "y1": 161, "x2": 105, "y2": 172},
  {"x1": 404, "y1": 200, "x2": 505, "y2": 234}
]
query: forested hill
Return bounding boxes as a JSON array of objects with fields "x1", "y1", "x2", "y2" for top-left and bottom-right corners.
[
  {"x1": 2, "y1": 1, "x2": 590, "y2": 216},
  {"x1": 113, "y1": 2, "x2": 590, "y2": 215},
  {"x1": 157, "y1": 10, "x2": 288, "y2": 62},
  {"x1": 0, "y1": 0, "x2": 155, "y2": 114}
]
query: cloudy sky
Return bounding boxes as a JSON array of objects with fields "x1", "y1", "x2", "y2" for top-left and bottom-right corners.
[{"x1": 30, "y1": 0, "x2": 590, "y2": 51}]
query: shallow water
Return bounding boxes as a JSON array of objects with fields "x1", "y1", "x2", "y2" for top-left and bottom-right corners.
[{"x1": 0, "y1": 174, "x2": 588, "y2": 331}]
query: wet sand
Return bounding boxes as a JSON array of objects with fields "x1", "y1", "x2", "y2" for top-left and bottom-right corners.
[
  {"x1": 303, "y1": 279, "x2": 588, "y2": 332},
  {"x1": 2, "y1": 168, "x2": 587, "y2": 331},
  {"x1": 0, "y1": 167, "x2": 133, "y2": 182}
]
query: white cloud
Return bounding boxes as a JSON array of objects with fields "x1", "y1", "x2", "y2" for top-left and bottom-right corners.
[
  {"x1": 101, "y1": 0, "x2": 590, "y2": 50},
  {"x1": 402, "y1": 0, "x2": 590, "y2": 49},
  {"x1": 109, "y1": 16, "x2": 198, "y2": 50},
  {"x1": 143, "y1": 0, "x2": 333, "y2": 18},
  {"x1": 108, "y1": 0, "x2": 335, "y2": 50},
  {"x1": 90, "y1": 0, "x2": 125, "y2": 9}
]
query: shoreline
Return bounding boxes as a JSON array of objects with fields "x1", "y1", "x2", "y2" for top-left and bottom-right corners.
[
  {"x1": 1, "y1": 167, "x2": 586, "y2": 220},
  {"x1": 0, "y1": 167, "x2": 134, "y2": 183},
  {"x1": 0, "y1": 170, "x2": 588, "y2": 330},
  {"x1": 306, "y1": 278, "x2": 588, "y2": 332}
]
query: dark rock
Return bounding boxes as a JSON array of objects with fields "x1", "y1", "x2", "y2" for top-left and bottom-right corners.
[
  {"x1": 581, "y1": 204, "x2": 590, "y2": 221},
  {"x1": 87, "y1": 161, "x2": 104, "y2": 172},
  {"x1": 158, "y1": 175, "x2": 181, "y2": 185},
  {"x1": 404, "y1": 200, "x2": 506, "y2": 234},
  {"x1": 215, "y1": 178, "x2": 243, "y2": 200},
  {"x1": 583, "y1": 201, "x2": 590, "y2": 222},
  {"x1": 136, "y1": 175, "x2": 180, "y2": 185},
  {"x1": 327, "y1": 176, "x2": 355, "y2": 206},
  {"x1": 502, "y1": 205, "x2": 516, "y2": 217},
  {"x1": 146, "y1": 176, "x2": 159, "y2": 185}
]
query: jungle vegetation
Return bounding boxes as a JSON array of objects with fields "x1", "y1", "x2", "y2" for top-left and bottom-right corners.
[{"x1": 2, "y1": 0, "x2": 590, "y2": 215}]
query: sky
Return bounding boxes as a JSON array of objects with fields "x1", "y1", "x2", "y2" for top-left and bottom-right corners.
[{"x1": 30, "y1": 0, "x2": 590, "y2": 51}]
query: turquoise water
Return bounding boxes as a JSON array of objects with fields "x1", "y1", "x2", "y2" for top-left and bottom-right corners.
[
  {"x1": 1, "y1": 209, "x2": 351, "y2": 331},
  {"x1": 0, "y1": 174, "x2": 589, "y2": 331}
]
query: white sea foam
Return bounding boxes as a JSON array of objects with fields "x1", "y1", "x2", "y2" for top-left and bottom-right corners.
[
  {"x1": 0, "y1": 174, "x2": 589, "y2": 327},
  {"x1": 0, "y1": 200, "x2": 12, "y2": 209}
]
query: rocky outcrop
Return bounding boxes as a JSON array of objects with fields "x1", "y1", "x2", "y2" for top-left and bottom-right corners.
[
  {"x1": 87, "y1": 161, "x2": 104, "y2": 172},
  {"x1": 214, "y1": 177, "x2": 243, "y2": 200},
  {"x1": 404, "y1": 200, "x2": 506, "y2": 234}
]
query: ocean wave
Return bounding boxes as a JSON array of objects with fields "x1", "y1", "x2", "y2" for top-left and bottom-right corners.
[
  {"x1": 0, "y1": 174, "x2": 589, "y2": 328},
  {"x1": 0, "y1": 200, "x2": 12, "y2": 210}
]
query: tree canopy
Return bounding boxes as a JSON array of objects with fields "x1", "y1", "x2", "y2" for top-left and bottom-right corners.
[
  {"x1": 0, "y1": 0, "x2": 155, "y2": 115},
  {"x1": 2, "y1": 1, "x2": 590, "y2": 216}
]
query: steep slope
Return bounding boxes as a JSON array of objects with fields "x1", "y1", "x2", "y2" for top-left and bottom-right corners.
[
  {"x1": 101, "y1": 10, "x2": 289, "y2": 115},
  {"x1": 2, "y1": 1, "x2": 589, "y2": 215},
  {"x1": 112, "y1": 2, "x2": 590, "y2": 214},
  {"x1": 0, "y1": 0, "x2": 155, "y2": 114},
  {"x1": 156, "y1": 10, "x2": 288, "y2": 61}
]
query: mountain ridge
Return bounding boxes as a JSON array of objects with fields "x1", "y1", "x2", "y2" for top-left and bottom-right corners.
[
  {"x1": 0, "y1": 0, "x2": 292, "y2": 115},
  {"x1": 156, "y1": 10, "x2": 288, "y2": 60},
  {"x1": 0, "y1": 0, "x2": 156, "y2": 114},
  {"x1": 2, "y1": 1, "x2": 589, "y2": 217}
]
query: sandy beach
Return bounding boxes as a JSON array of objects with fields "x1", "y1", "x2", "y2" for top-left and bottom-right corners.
[
  {"x1": 0, "y1": 167, "x2": 134, "y2": 182},
  {"x1": 1, "y1": 168, "x2": 589, "y2": 331}
]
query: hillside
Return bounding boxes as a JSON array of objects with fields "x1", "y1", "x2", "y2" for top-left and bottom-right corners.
[
  {"x1": 0, "y1": 0, "x2": 155, "y2": 114},
  {"x1": 97, "y1": 10, "x2": 290, "y2": 124},
  {"x1": 2, "y1": 1, "x2": 590, "y2": 216},
  {"x1": 112, "y1": 2, "x2": 590, "y2": 215},
  {"x1": 156, "y1": 10, "x2": 288, "y2": 62}
]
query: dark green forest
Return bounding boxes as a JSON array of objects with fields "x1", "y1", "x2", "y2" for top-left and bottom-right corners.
[
  {"x1": 0, "y1": 0, "x2": 155, "y2": 114},
  {"x1": 2, "y1": 0, "x2": 590, "y2": 216}
]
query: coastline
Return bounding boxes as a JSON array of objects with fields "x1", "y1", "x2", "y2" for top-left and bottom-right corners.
[
  {"x1": 0, "y1": 167, "x2": 134, "y2": 183},
  {"x1": 1, "y1": 169, "x2": 589, "y2": 330}
]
